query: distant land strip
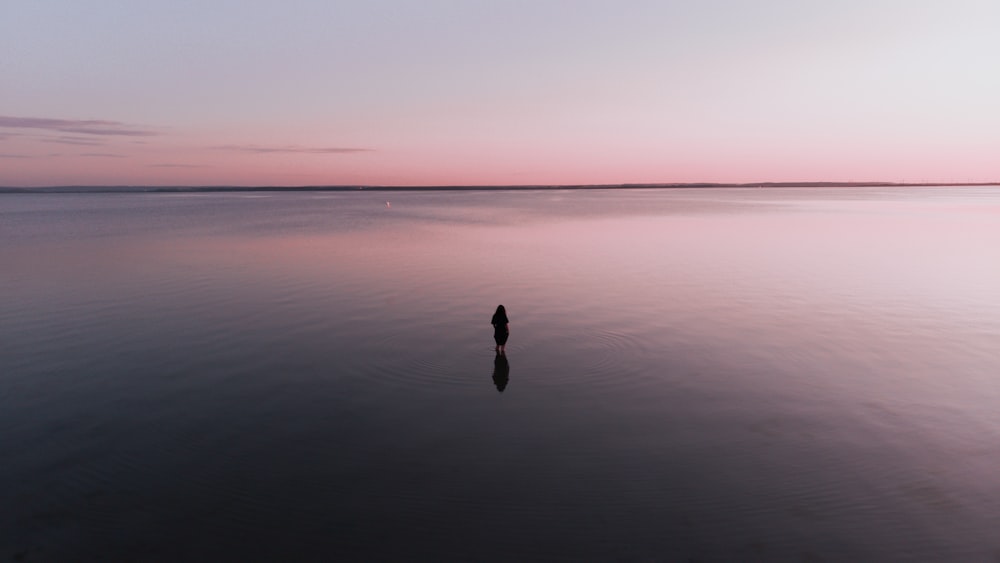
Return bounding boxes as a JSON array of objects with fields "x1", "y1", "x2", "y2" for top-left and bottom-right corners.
[{"x1": 1, "y1": 182, "x2": 998, "y2": 193}]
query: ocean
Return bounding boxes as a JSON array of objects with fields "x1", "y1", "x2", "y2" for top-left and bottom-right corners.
[{"x1": 2, "y1": 187, "x2": 999, "y2": 560}]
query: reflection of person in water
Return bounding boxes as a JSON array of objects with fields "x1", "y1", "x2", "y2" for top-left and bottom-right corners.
[
  {"x1": 491, "y1": 304, "x2": 509, "y2": 354},
  {"x1": 492, "y1": 352, "x2": 510, "y2": 393}
]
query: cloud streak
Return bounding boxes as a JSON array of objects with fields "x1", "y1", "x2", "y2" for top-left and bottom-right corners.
[
  {"x1": 216, "y1": 144, "x2": 373, "y2": 155},
  {"x1": 44, "y1": 136, "x2": 106, "y2": 146},
  {"x1": 80, "y1": 153, "x2": 127, "y2": 158},
  {"x1": 148, "y1": 163, "x2": 208, "y2": 168},
  {"x1": 0, "y1": 116, "x2": 156, "y2": 137}
]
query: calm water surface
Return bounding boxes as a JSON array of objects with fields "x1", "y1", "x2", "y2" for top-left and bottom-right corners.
[{"x1": 2, "y1": 188, "x2": 999, "y2": 561}]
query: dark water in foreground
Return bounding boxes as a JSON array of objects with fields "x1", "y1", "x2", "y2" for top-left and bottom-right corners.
[{"x1": 2, "y1": 188, "x2": 999, "y2": 561}]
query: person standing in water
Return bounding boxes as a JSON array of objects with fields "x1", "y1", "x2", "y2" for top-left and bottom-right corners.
[{"x1": 491, "y1": 304, "x2": 509, "y2": 354}]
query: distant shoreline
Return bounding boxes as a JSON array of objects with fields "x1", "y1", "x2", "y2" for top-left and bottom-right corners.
[{"x1": 1, "y1": 182, "x2": 998, "y2": 194}]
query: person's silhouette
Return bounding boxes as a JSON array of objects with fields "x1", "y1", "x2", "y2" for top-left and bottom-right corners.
[
  {"x1": 492, "y1": 352, "x2": 510, "y2": 393},
  {"x1": 491, "y1": 304, "x2": 509, "y2": 353}
]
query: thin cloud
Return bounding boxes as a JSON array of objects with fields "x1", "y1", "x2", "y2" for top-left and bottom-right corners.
[
  {"x1": 43, "y1": 136, "x2": 106, "y2": 146},
  {"x1": 0, "y1": 153, "x2": 32, "y2": 158},
  {"x1": 216, "y1": 144, "x2": 373, "y2": 154},
  {"x1": 80, "y1": 153, "x2": 127, "y2": 158},
  {"x1": 148, "y1": 163, "x2": 208, "y2": 168},
  {"x1": 0, "y1": 116, "x2": 156, "y2": 137}
]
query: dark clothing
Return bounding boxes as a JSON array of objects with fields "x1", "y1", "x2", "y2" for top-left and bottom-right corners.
[
  {"x1": 491, "y1": 311, "x2": 509, "y2": 346},
  {"x1": 493, "y1": 327, "x2": 509, "y2": 346}
]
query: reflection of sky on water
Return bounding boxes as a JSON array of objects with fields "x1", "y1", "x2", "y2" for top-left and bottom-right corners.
[{"x1": 2, "y1": 187, "x2": 1000, "y2": 560}]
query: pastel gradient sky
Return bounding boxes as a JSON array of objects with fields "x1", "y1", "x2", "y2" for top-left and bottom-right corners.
[{"x1": 2, "y1": 0, "x2": 999, "y2": 187}]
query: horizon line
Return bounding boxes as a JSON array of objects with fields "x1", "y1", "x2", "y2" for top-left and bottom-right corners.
[{"x1": 2, "y1": 181, "x2": 1000, "y2": 193}]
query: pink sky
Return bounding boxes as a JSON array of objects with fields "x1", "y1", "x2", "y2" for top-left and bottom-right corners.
[{"x1": 2, "y1": 1, "x2": 998, "y2": 187}]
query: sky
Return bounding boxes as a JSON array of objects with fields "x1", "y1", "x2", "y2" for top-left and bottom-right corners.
[{"x1": 2, "y1": 0, "x2": 999, "y2": 187}]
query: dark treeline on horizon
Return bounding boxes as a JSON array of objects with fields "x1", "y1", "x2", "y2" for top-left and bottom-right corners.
[{"x1": 1, "y1": 182, "x2": 998, "y2": 194}]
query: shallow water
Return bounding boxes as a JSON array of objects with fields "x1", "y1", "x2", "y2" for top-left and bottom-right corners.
[{"x1": 2, "y1": 187, "x2": 999, "y2": 560}]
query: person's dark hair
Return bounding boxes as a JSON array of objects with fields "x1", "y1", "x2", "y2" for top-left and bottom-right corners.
[{"x1": 495, "y1": 304, "x2": 506, "y2": 316}]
